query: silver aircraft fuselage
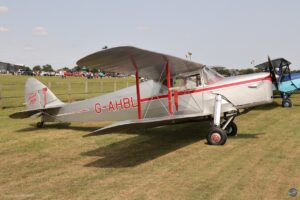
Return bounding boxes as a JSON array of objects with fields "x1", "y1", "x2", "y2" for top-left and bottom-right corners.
[{"x1": 44, "y1": 72, "x2": 273, "y2": 123}]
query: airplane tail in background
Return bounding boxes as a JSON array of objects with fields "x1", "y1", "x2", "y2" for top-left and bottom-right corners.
[{"x1": 24, "y1": 78, "x2": 64, "y2": 110}]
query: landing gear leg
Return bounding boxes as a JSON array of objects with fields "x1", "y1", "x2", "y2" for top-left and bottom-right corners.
[
  {"x1": 36, "y1": 114, "x2": 45, "y2": 128},
  {"x1": 36, "y1": 121, "x2": 44, "y2": 128},
  {"x1": 281, "y1": 93, "x2": 292, "y2": 108},
  {"x1": 222, "y1": 120, "x2": 238, "y2": 136},
  {"x1": 206, "y1": 95, "x2": 227, "y2": 145}
]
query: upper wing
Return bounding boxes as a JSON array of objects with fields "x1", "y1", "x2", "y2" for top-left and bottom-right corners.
[
  {"x1": 255, "y1": 58, "x2": 291, "y2": 70},
  {"x1": 76, "y1": 46, "x2": 204, "y2": 80},
  {"x1": 84, "y1": 113, "x2": 209, "y2": 137}
]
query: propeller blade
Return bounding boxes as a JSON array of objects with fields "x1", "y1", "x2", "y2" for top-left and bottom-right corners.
[{"x1": 268, "y1": 56, "x2": 278, "y2": 90}]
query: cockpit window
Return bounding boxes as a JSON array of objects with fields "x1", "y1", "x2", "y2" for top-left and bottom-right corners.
[
  {"x1": 174, "y1": 74, "x2": 201, "y2": 89},
  {"x1": 203, "y1": 67, "x2": 224, "y2": 85}
]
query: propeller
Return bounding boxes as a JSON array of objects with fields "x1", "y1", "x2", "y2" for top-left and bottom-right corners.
[{"x1": 268, "y1": 56, "x2": 278, "y2": 90}]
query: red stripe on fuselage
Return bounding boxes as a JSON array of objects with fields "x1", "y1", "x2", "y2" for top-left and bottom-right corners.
[{"x1": 140, "y1": 76, "x2": 272, "y2": 103}]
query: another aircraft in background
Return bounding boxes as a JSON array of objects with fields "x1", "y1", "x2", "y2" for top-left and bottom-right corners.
[{"x1": 255, "y1": 57, "x2": 300, "y2": 107}]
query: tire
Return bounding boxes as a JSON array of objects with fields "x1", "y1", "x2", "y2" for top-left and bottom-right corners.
[
  {"x1": 37, "y1": 122, "x2": 44, "y2": 128},
  {"x1": 223, "y1": 121, "x2": 238, "y2": 136},
  {"x1": 206, "y1": 127, "x2": 227, "y2": 145},
  {"x1": 282, "y1": 99, "x2": 292, "y2": 108}
]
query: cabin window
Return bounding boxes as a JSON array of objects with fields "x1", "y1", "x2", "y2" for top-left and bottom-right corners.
[
  {"x1": 162, "y1": 78, "x2": 174, "y2": 87},
  {"x1": 174, "y1": 74, "x2": 201, "y2": 89},
  {"x1": 160, "y1": 78, "x2": 174, "y2": 93},
  {"x1": 203, "y1": 67, "x2": 224, "y2": 85}
]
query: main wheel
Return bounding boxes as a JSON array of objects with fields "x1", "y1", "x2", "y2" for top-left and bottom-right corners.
[
  {"x1": 37, "y1": 122, "x2": 44, "y2": 128},
  {"x1": 206, "y1": 127, "x2": 227, "y2": 145},
  {"x1": 223, "y1": 121, "x2": 238, "y2": 136},
  {"x1": 282, "y1": 99, "x2": 292, "y2": 108}
]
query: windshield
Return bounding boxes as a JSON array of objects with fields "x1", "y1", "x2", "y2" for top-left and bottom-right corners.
[{"x1": 203, "y1": 67, "x2": 224, "y2": 85}]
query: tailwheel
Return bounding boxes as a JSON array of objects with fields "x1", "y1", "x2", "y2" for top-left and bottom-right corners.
[
  {"x1": 206, "y1": 127, "x2": 227, "y2": 145},
  {"x1": 223, "y1": 121, "x2": 238, "y2": 136},
  {"x1": 36, "y1": 121, "x2": 44, "y2": 128},
  {"x1": 282, "y1": 99, "x2": 292, "y2": 108}
]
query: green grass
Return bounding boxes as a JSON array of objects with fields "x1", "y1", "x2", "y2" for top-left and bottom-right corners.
[{"x1": 1, "y1": 75, "x2": 300, "y2": 199}]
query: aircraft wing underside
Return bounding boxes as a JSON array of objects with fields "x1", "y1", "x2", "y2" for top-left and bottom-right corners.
[
  {"x1": 85, "y1": 113, "x2": 211, "y2": 137},
  {"x1": 77, "y1": 46, "x2": 204, "y2": 80}
]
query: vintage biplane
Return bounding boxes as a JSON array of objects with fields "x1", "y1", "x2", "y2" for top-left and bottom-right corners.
[
  {"x1": 10, "y1": 46, "x2": 274, "y2": 145},
  {"x1": 255, "y1": 57, "x2": 300, "y2": 107}
]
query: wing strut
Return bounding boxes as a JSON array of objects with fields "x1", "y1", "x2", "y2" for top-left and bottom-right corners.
[
  {"x1": 131, "y1": 57, "x2": 142, "y2": 119},
  {"x1": 166, "y1": 62, "x2": 173, "y2": 115}
]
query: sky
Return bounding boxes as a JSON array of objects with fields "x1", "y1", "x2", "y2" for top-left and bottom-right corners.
[{"x1": 0, "y1": 0, "x2": 300, "y2": 69}]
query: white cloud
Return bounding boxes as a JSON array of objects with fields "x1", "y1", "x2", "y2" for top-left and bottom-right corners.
[
  {"x1": 137, "y1": 26, "x2": 151, "y2": 32},
  {"x1": 0, "y1": 6, "x2": 8, "y2": 14},
  {"x1": 33, "y1": 26, "x2": 48, "y2": 36},
  {"x1": 0, "y1": 27, "x2": 8, "y2": 32}
]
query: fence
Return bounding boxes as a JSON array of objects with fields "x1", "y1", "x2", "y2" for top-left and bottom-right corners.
[{"x1": 0, "y1": 78, "x2": 136, "y2": 109}]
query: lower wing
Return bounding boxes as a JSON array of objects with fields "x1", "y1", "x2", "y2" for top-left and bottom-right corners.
[{"x1": 85, "y1": 113, "x2": 210, "y2": 137}]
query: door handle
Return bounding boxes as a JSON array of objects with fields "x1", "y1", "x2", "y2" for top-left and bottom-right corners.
[
  {"x1": 248, "y1": 84, "x2": 258, "y2": 88},
  {"x1": 248, "y1": 81, "x2": 263, "y2": 89}
]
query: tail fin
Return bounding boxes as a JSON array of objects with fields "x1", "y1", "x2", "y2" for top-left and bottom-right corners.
[{"x1": 25, "y1": 78, "x2": 64, "y2": 110}]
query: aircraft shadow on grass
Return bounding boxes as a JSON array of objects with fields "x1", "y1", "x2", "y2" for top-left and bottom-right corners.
[
  {"x1": 15, "y1": 121, "x2": 262, "y2": 168},
  {"x1": 81, "y1": 122, "x2": 262, "y2": 168},
  {"x1": 254, "y1": 100, "x2": 300, "y2": 110},
  {"x1": 253, "y1": 101, "x2": 280, "y2": 111}
]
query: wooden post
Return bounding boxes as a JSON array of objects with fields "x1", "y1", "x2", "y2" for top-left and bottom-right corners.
[
  {"x1": 114, "y1": 79, "x2": 117, "y2": 91},
  {"x1": 126, "y1": 79, "x2": 129, "y2": 88},
  {"x1": 0, "y1": 84, "x2": 2, "y2": 109},
  {"x1": 85, "y1": 80, "x2": 88, "y2": 99},
  {"x1": 68, "y1": 82, "x2": 72, "y2": 102},
  {"x1": 100, "y1": 81, "x2": 103, "y2": 94},
  {"x1": 48, "y1": 82, "x2": 51, "y2": 89}
]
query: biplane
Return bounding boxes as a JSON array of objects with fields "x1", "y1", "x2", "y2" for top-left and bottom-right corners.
[
  {"x1": 255, "y1": 57, "x2": 300, "y2": 107},
  {"x1": 10, "y1": 46, "x2": 274, "y2": 145}
]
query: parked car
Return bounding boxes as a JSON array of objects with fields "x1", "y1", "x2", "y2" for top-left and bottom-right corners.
[
  {"x1": 40, "y1": 71, "x2": 50, "y2": 76},
  {"x1": 18, "y1": 69, "x2": 34, "y2": 76}
]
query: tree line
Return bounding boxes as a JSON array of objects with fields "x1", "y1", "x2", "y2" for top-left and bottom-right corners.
[
  {"x1": 211, "y1": 66, "x2": 264, "y2": 76},
  {"x1": 31, "y1": 65, "x2": 99, "y2": 73}
]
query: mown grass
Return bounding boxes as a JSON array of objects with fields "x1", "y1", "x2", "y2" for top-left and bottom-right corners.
[{"x1": 0, "y1": 75, "x2": 300, "y2": 200}]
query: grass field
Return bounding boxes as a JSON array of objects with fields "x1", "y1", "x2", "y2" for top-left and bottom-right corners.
[{"x1": 1, "y1": 75, "x2": 300, "y2": 200}]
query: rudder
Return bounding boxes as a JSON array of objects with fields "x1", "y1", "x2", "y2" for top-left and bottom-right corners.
[{"x1": 25, "y1": 78, "x2": 64, "y2": 110}]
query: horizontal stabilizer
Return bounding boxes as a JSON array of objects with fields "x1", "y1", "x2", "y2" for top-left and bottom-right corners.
[
  {"x1": 84, "y1": 113, "x2": 209, "y2": 137},
  {"x1": 9, "y1": 106, "x2": 62, "y2": 119}
]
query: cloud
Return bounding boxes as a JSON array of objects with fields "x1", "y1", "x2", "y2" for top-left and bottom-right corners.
[
  {"x1": 0, "y1": 6, "x2": 8, "y2": 14},
  {"x1": 0, "y1": 27, "x2": 8, "y2": 32},
  {"x1": 33, "y1": 26, "x2": 48, "y2": 36},
  {"x1": 137, "y1": 26, "x2": 151, "y2": 32}
]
